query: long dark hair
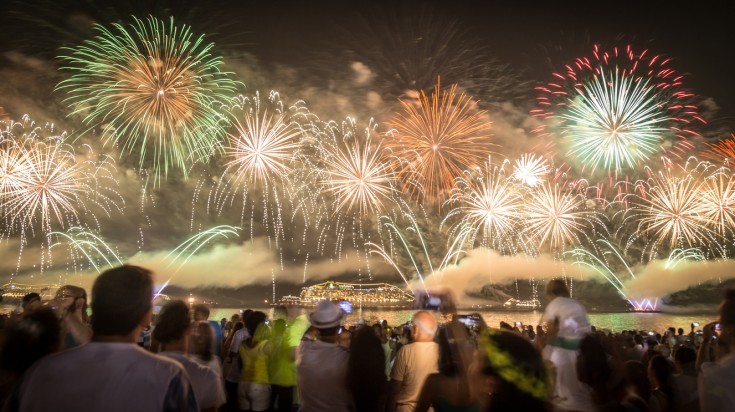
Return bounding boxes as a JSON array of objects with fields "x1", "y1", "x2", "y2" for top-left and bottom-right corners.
[
  {"x1": 0, "y1": 308, "x2": 61, "y2": 377},
  {"x1": 347, "y1": 326, "x2": 387, "y2": 412}
]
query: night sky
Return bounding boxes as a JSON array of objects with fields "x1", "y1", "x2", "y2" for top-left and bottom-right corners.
[{"x1": 0, "y1": 0, "x2": 734, "y2": 301}]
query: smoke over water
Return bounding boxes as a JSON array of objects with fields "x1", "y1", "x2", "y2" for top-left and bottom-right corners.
[
  {"x1": 411, "y1": 248, "x2": 735, "y2": 305},
  {"x1": 624, "y1": 259, "x2": 735, "y2": 300},
  {"x1": 127, "y1": 239, "x2": 392, "y2": 289},
  {"x1": 415, "y1": 248, "x2": 595, "y2": 303}
]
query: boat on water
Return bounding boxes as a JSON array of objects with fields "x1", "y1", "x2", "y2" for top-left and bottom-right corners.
[
  {"x1": 494, "y1": 298, "x2": 542, "y2": 311},
  {"x1": 1, "y1": 282, "x2": 59, "y2": 303},
  {"x1": 275, "y1": 281, "x2": 415, "y2": 309}
]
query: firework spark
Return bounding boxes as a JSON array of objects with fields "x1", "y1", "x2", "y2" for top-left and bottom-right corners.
[
  {"x1": 0, "y1": 138, "x2": 32, "y2": 200},
  {"x1": 1, "y1": 118, "x2": 121, "y2": 237},
  {"x1": 699, "y1": 167, "x2": 735, "y2": 236},
  {"x1": 512, "y1": 153, "x2": 549, "y2": 187},
  {"x1": 338, "y1": 5, "x2": 528, "y2": 106},
  {"x1": 58, "y1": 16, "x2": 239, "y2": 182},
  {"x1": 446, "y1": 159, "x2": 524, "y2": 250},
  {"x1": 386, "y1": 78, "x2": 494, "y2": 201},
  {"x1": 51, "y1": 227, "x2": 123, "y2": 273},
  {"x1": 634, "y1": 172, "x2": 711, "y2": 249},
  {"x1": 320, "y1": 119, "x2": 395, "y2": 216},
  {"x1": 534, "y1": 44, "x2": 704, "y2": 176},
  {"x1": 224, "y1": 93, "x2": 304, "y2": 185},
  {"x1": 702, "y1": 134, "x2": 735, "y2": 163},
  {"x1": 524, "y1": 183, "x2": 590, "y2": 250}
]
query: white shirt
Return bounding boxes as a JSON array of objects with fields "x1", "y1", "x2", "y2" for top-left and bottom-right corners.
[
  {"x1": 297, "y1": 339, "x2": 351, "y2": 412},
  {"x1": 161, "y1": 351, "x2": 226, "y2": 410},
  {"x1": 225, "y1": 328, "x2": 250, "y2": 383},
  {"x1": 19, "y1": 342, "x2": 197, "y2": 412},
  {"x1": 542, "y1": 297, "x2": 591, "y2": 340},
  {"x1": 229, "y1": 328, "x2": 250, "y2": 353},
  {"x1": 194, "y1": 354, "x2": 223, "y2": 378},
  {"x1": 700, "y1": 353, "x2": 735, "y2": 412},
  {"x1": 390, "y1": 341, "x2": 440, "y2": 410}
]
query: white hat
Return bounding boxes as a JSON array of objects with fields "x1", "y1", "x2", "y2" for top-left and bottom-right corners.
[{"x1": 309, "y1": 300, "x2": 343, "y2": 329}]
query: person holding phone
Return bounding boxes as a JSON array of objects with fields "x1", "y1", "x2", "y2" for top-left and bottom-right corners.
[{"x1": 53, "y1": 285, "x2": 92, "y2": 350}]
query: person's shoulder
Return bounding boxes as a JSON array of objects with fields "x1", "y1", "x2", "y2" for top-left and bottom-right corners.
[
  {"x1": 703, "y1": 353, "x2": 735, "y2": 377},
  {"x1": 312, "y1": 340, "x2": 349, "y2": 357},
  {"x1": 405, "y1": 341, "x2": 438, "y2": 350},
  {"x1": 208, "y1": 320, "x2": 222, "y2": 331},
  {"x1": 553, "y1": 297, "x2": 587, "y2": 312},
  {"x1": 139, "y1": 348, "x2": 191, "y2": 376},
  {"x1": 21, "y1": 345, "x2": 80, "y2": 382},
  {"x1": 177, "y1": 353, "x2": 220, "y2": 378},
  {"x1": 543, "y1": 297, "x2": 562, "y2": 312}
]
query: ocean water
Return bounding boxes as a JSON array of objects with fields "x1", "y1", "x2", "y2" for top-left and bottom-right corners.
[
  {"x1": 210, "y1": 307, "x2": 718, "y2": 334},
  {"x1": 1, "y1": 304, "x2": 714, "y2": 334}
]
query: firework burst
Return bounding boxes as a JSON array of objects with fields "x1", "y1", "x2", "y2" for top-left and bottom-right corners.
[
  {"x1": 57, "y1": 16, "x2": 239, "y2": 182},
  {"x1": 512, "y1": 153, "x2": 550, "y2": 187},
  {"x1": 633, "y1": 171, "x2": 711, "y2": 250},
  {"x1": 223, "y1": 92, "x2": 304, "y2": 185},
  {"x1": 524, "y1": 183, "x2": 590, "y2": 250},
  {"x1": 446, "y1": 159, "x2": 525, "y2": 251},
  {"x1": 701, "y1": 134, "x2": 735, "y2": 163},
  {"x1": 533, "y1": 44, "x2": 704, "y2": 176},
  {"x1": 0, "y1": 118, "x2": 121, "y2": 238},
  {"x1": 699, "y1": 167, "x2": 735, "y2": 236},
  {"x1": 0, "y1": 138, "x2": 32, "y2": 200},
  {"x1": 320, "y1": 119, "x2": 395, "y2": 216},
  {"x1": 386, "y1": 78, "x2": 494, "y2": 202}
]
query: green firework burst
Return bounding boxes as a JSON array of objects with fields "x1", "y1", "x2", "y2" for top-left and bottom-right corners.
[{"x1": 57, "y1": 16, "x2": 240, "y2": 183}]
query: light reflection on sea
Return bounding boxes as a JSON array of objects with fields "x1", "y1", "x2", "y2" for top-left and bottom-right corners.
[
  {"x1": 210, "y1": 307, "x2": 719, "y2": 333},
  {"x1": 1, "y1": 303, "x2": 714, "y2": 334}
]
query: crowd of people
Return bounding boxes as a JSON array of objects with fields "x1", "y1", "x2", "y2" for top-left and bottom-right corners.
[{"x1": 0, "y1": 266, "x2": 734, "y2": 412}]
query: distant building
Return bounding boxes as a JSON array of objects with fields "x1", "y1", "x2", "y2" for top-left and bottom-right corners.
[{"x1": 279, "y1": 281, "x2": 414, "y2": 308}]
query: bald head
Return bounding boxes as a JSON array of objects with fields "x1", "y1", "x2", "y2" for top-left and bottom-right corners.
[{"x1": 412, "y1": 311, "x2": 438, "y2": 341}]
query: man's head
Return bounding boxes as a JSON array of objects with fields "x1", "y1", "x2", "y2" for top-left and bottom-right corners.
[
  {"x1": 192, "y1": 304, "x2": 210, "y2": 321},
  {"x1": 411, "y1": 311, "x2": 437, "y2": 342},
  {"x1": 674, "y1": 346, "x2": 696, "y2": 366},
  {"x1": 91, "y1": 265, "x2": 153, "y2": 338},
  {"x1": 545, "y1": 279, "x2": 570, "y2": 299},
  {"x1": 21, "y1": 293, "x2": 41, "y2": 312},
  {"x1": 308, "y1": 300, "x2": 343, "y2": 338},
  {"x1": 153, "y1": 300, "x2": 191, "y2": 345}
]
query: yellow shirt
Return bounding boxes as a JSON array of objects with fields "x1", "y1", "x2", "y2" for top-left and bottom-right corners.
[{"x1": 239, "y1": 340, "x2": 269, "y2": 384}]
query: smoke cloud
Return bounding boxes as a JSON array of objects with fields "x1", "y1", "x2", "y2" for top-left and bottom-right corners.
[
  {"x1": 127, "y1": 237, "x2": 392, "y2": 288},
  {"x1": 624, "y1": 258, "x2": 735, "y2": 300},
  {"x1": 414, "y1": 248, "x2": 595, "y2": 304}
]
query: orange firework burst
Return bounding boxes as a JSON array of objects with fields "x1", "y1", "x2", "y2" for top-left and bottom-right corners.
[
  {"x1": 386, "y1": 78, "x2": 494, "y2": 202},
  {"x1": 701, "y1": 134, "x2": 735, "y2": 163}
]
